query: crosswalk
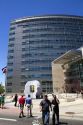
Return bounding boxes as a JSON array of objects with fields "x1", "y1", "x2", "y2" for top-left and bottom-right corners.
[{"x1": 0, "y1": 117, "x2": 17, "y2": 122}]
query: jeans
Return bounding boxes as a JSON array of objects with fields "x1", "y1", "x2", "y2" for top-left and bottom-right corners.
[{"x1": 42, "y1": 112, "x2": 50, "y2": 125}]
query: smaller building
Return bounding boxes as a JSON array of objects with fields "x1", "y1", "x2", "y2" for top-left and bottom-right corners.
[{"x1": 52, "y1": 47, "x2": 83, "y2": 93}]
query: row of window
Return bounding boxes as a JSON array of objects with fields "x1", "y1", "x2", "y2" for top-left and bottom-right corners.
[
  {"x1": 22, "y1": 26, "x2": 83, "y2": 33},
  {"x1": 22, "y1": 28, "x2": 81, "y2": 33},
  {"x1": 21, "y1": 36, "x2": 83, "y2": 41},
  {"x1": 23, "y1": 67, "x2": 51, "y2": 71},
  {"x1": 22, "y1": 24, "x2": 83, "y2": 30},
  {"x1": 10, "y1": 17, "x2": 83, "y2": 26},
  {"x1": 21, "y1": 53, "x2": 56, "y2": 57},
  {"x1": 21, "y1": 39, "x2": 83, "y2": 44},
  {"x1": 21, "y1": 74, "x2": 52, "y2": 79},
  {"x1": 10, "y1": 17, "x2": 83, "y2": 29},
  {"x1": 22, "y1": 21, "x2": 82, "y2": 27},
  {"x1": 7, "y1": 66, "x2": 51, "y2": 73},
  {"x1": 8, "y1": 43, "x2": 78, "y2": 50},
  {"x1": 6, "y1": 74, "x2": 52, "y2": 80},
  {"x1": 21, "y1": 59, "x2": 52, "y2": 64},
  {"x1": 21, "y1": 47, "x2": 65, "y2": 52},
  {"x1": 6, "y1": 86, "x2": 53, "y2": 93},
  {"x1": 21, "y1": 19, "x2": 83, "y2": 24},
  {"x1": 22, "y1": 34, "x2": 83, "y2": 39},
  {"x1": 7, "y1": 81, "x2": 52, "y2": 86}
]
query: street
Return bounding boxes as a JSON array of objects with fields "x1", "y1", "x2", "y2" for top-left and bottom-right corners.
[
  {"x1": 0, "y1": 111, "x2": 83, "y2": 125},
  {"x1": 0, "y1": 96, "x2": 83, "y2": 125},
  {"x1": 0, "y1": 116, "x2": 83, "y2": 125}
]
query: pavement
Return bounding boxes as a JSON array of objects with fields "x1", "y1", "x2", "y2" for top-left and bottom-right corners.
[
  {"x1": 0, "y1": 94, "x2": 83, "y2": 121},
  {"x1": 2, "y1": 93, "x2": 83, "y2": 121}
]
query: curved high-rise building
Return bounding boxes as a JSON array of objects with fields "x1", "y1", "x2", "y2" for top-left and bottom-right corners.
[{"x1": 7, "y1": 15, "x2": 83, "y2": 93}]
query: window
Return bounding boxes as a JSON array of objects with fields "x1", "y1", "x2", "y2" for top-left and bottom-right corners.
[
  {"x1": 30, "y1": 85, "x2": 35, "y2": 93},
  {"x1": 9, "y1": 38, "x2": 15, "y2": 41},
  {"x1": 8, "y1": 56, "x2": 13, "y2": 59},
  {"x1": 10, "y1": 27, "x2": 15, "y2": 31},
  {"x1": 8, "y1": 50, "x2": 14, "y2": 53},
  {"x1": 22, "y1": 48, "x2": 27, "y2": 51},
  {"x1": 7, "y1": 83, "x2": 12, "y2": 86},
  {"x1": 23, "y1": 30, "x2": 29, "y2": 33},
  {"x1": 21, "y1": 82, "x2": 26, "y2": 86},
  {"x1": 6, "y1": 88, "x2": 12, "y2": 93},
  {"x1": 22, "y1": 42, "x2": 27, "y2": 45},
  {"x1": 8, "y1": 62, "x2": 13, "y2": 66},
  {"x1": 7, "y1": 76, "x2": 12, "y2": 79},
  {"x1": 8, "y1": 43, "x2": 14, "y2": 47},
  {"x1": 8, "y1": 69, "x2": 13, "y2": 72},
  {"x1": 22, "y1": 54, "x2": 30, "y2": 58},
  {"x1": 9, "y1": 32, "x2": 15, "y2": 35},
  {"x1": 21, "y1": 75, "x2": 27, "y2": 79}
]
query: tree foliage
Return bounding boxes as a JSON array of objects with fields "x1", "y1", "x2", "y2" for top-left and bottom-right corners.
[{"x1": 0, "y1": 84, "x2": 5, "y2": 94}]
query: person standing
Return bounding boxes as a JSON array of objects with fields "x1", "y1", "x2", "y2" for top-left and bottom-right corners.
[
  {"x1": 1, "y1": 94, "x2": 5, "y2": 109},
  {"x1": 0, "y1": 94, "x2": 2, "y2": 108},
  {"x1": 40, "y1": 95, "x2": 52, "y2": 125},
  {"x1": 81, "y1": 90, "x2": 83, "y2": 99},
  {"x1": 14, "y1": 94, "x2": 18, "y2": 107},
  {"x1": 25, "y1": 94, "x2": 33, "y2": 117},
  {"x1": 52, "y1": 94, "x2": 60, "y2": 125},
  {"x1": 18, "y1": 95, "x2": 25, "y2": 118}
]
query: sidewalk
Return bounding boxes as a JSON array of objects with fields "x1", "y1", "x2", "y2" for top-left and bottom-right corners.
[
  {"x1": 59, "y1": 98, "x2": 83, "y2": 121},
  {"x1": 1, "y1": 95, "x2": 83, "y2": 121}
]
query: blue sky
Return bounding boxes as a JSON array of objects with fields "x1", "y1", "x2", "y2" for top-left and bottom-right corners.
[{"x1": 0, "y1": 0, "x2": 83, "y2": 85}]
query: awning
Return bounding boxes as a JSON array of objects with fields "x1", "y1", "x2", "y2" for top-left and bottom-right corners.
[{"x1": 52, "y1": 49, "x2": 82, "y2": 65}]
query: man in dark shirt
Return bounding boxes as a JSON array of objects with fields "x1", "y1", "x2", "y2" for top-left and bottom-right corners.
[
  {"x1": 52, "y1": 94, "x2": 60, "y2": 125},
  {"x1": 14, "y1": 94, "x2": 18, "y2": 107},
  {"x1": 40, "y1": 95, "x2": 52, "y2": 125}
]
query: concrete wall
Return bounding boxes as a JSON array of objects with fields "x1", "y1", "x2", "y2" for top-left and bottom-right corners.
[{"x1": 52, "y1": 63, "x2": 64, "y2": 93}]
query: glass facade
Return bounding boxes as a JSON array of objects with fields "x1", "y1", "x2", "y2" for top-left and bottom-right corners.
[
  {"x1": 6, "y1": 15, "x2": 83, "y2": 93},
  {"x1": 64, "y1": 60, "x2": 83, "y2": 92}
]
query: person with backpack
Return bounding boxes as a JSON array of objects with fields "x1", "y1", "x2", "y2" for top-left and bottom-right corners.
[
  {"x1": 25, "y1": 94, "x2": 33, "y2": 117},
  {"x1": 40, "y1": 95, "x2": 52, "y2": 125},
  {"x1": 52, "y1": 94, "x2": 60, "y2": 125}
]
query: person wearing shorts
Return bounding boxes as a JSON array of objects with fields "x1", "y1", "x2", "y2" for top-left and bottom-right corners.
[
  {"x1": 25, "y1": 94, "x2": 32, "y2": 117},
  {"x1": 18, "y1": 95, "x2": 25, "y2": 118}
]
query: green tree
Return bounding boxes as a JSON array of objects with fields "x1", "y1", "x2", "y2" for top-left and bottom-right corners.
[{"x1": 0, "y1": 84, "x2": 5, "y2": 94}]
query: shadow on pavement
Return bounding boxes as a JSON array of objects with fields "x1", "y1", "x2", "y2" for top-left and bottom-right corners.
[
  {"x1": 59, "y1": 121, "x2": 68, "y2": 125},
  {"x1": 0, "y1": 107, "x2": 9, "y2": 109}
]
